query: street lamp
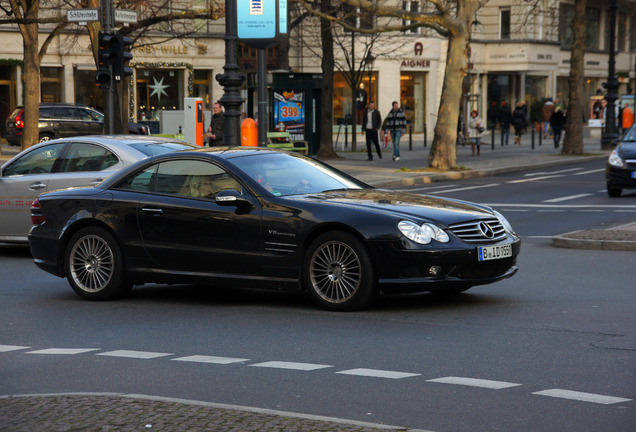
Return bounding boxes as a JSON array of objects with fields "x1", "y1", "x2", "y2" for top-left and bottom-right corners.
[
  {"x1": 216, "y1": 0, "x2": 246, "y2": 146},
  {"x1": 601, "y1": 0, "x2": 619, "y2": 149}
]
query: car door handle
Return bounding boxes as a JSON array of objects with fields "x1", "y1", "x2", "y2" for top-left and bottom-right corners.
[
  {"x1": 28, "y1": 182, "x2": 47, "y2": 191},
  {"x1": 141, "y1": 207, "x2": 163, "y2": 215}
]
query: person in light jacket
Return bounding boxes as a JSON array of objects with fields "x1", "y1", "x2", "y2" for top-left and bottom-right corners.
[{"x1": 468, "y1": 110, "x2": 484, "y2": 157}]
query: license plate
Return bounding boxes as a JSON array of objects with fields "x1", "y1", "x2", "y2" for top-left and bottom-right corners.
[{"x1": 478, "y1": 244, "x2": 512, "y2": 261}]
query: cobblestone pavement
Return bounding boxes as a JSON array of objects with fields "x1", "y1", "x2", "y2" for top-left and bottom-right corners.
[{"x1": 0, "y1": 394, "x2": 418, "y2": 432}]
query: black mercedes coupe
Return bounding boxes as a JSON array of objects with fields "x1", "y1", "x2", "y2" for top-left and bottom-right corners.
[{"x1": 28, "y1": 147, "x2": 521, "y2": 311}]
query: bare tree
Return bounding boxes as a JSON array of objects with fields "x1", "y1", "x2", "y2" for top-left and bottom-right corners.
[{"x1": 562, "y1": 0, "x2": 585, "y2": 155}]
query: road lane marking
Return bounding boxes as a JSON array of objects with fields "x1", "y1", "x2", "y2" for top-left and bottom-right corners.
[
  {"x1": 97, "y1": 350, "x2": 173, "y2": 359},
  {"x1": 484, "y1": 203, "x2": 636, "y2": 209},
  {"x1": 396, "y1": 184, "x2": 460, "y2": 192},
  {"x1": 427, "y1": 377, "x2": 521, "y2": 389},
  {"x1": 27, "y1": 348, "x2": 100, "y2": 355},
  {"x1": 573, "y1": 169, "x2": 605, "y2": 175},
  {"x1": 533, "y1": 389, "x2": 632, "y2": 405},
  {"x1": 250, "y1": 361, "x2": 332, "y2": 371},
  {"x1": 507, "y1": 175, "x2": 565, "y2": 183},
  {"x1": 0, "y1": 345, "x2": 29, "y2": 352},
  {"x1": 337, "y1": 368, "x2": 420, "y2": 379},
  {"x1": 172, "y1": 355, "x2": 250, "y2": 364},
  {"x1": 428, "y1": 184, "x2": 501, "y2": 194},
  {"x1": 525, "y1": 168, "x2": 582, "y2": 176},
  {"x1": 543, "y1": 193, "x2": 593, "y2": 203}
]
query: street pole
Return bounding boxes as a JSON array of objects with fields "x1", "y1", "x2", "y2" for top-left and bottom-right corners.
[
  {"x1": 257, "y1": 49, "x2": 267, "y2": 146},
  {"x1": 601, "y1": 0, "x2": 619, "y2": 149},
  {"x1": 100, "y1": 0, "x2": 115, "y2": 134},
  {"x1": 216, "y1": 0, "x2": 245, "y2": 146}
]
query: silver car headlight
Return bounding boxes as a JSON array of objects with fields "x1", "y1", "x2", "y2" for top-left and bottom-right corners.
[
  {"x1": 398, "y1": 221, "x2": 450, "y2": 245},
  {"x1": 493, "y1": 210, "x2": 515, "y2": 234},
  {"x1": 608, "y1": 150, "x2": 625, "y2": 168}
]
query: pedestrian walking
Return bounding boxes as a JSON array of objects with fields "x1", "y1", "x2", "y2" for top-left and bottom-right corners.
[
  {"x1": 542, "y1": 97, "x2": 555, "y2": 139},
  {"x1": 549, "y1": 106, "x2": 566, "y2": 148},
  {"x1": 468, "y1": 110, "x2": 484, "y2": 157},
  {"x1": 512, "y1": 101, "x2": 527, "y2": 145},
  {"x1": 382, "y1": 101, "x2": 407, "y2": 161},
  {"x1": 363, "y1": 102, "x2": 382, "y2": 161},
  {"x1": 498, "y1": 99, "x2": 512, "y2": 145}
]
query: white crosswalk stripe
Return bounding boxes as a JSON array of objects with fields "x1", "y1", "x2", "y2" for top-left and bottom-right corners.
[
  {"x1": 0, "y1": 345, "x2": 29, "y2": 352},
  {"x1": 533, "y1": 389, "x2": 632, "y2": 405},
  {"x1": 337, "y1": 368, "x2": 420, "y2": 379},
  {"x1": 250, "y1": 361, "x2": 332, "y2": 371},
  {"x1": 96, "y1": 350, "x2": 173, "y2": 359},
  {"x1": 27, "y1": 348, "x2": 99, "y2": 355},
  {"x1": 172, "y1": 355, "x2": 249, "y2": 364},
  {"x1": 427, "y1": 377, "x2": 521, "y2": 389}
]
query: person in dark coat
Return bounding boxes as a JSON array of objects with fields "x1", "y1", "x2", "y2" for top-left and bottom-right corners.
[
  {"x1": 498, "y1": 99, "x2": 512, "y2": 145},
  {"x1": 206, "y1": 102, "x2": 224, "y2": 146},
  {"x1": 363, "y1": 102, "x2": 382, "y2": 161},
  {"x1": 512, "y1": 101, "x2": 527, "y2": 145},
  {"x1": 549, "y1": 106, "x2": 566, "y2": 148}
]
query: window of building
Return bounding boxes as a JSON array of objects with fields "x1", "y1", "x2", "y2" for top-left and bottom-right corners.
[
  {"x1": 193, "y1": 70, "x2": 212, "y2": 111},
  {"x1": 559, "y1": 4, "x2": 574, "y2": 47},
  {"x1": 500, "y1": 8, "x2": 511, "y2": 40},
  {"x1": 400, "y1": 72, "x2": 426, "y2": 133},
  {"x1": 617, "y1": 14, "x2": 626, "y2": 52},
  {"x1": 136, "y1": 69, "x2": 183, "y2": 121},
  {"x1": 40, "y1": 67, "x2": 62, "y2": 102},
  {"x1": 402, "y1": 1, "x2": 420, "y2": 34},
  {"x1": 585, "y1": 8, "x2": 600, "y2": 50},
  {"x1": 630, "y1": 16, "x2": 636, "y2": 52},
  {"x1": 333, "y1": 72, "x2": 376, "y2": 125},
  {"x1": 342, "y1": 3, "x2": 374, "y2": 30}
]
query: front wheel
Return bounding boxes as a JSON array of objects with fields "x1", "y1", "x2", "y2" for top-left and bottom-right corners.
[
  {"x1": 64, "y1": 226, "x2": 130, "y2": 300},
  {"x1": 39, "y1": 133, "x2": 54, "y2": 143},
  {"x1": 304, "y1": 231, "x2": 377, "y2": 311},
  {"x1": 607, "y1": 185, "x2": 622, "y2": 197}
]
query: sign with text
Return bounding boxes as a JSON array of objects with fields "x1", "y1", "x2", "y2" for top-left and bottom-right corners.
[
  {"x1": 273, "y1": 90, "x2": 305, "y2": 142},
  {"x1": 237, "y1": 0, "x2": 287, "y2": 48},
  {"x1": 67, "y1": 9, "x2": 99, "y2": 23}
]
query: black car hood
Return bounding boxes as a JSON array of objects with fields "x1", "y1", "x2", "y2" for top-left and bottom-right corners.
[
  {"x1": 295, "y1": 189, "x2": 494, "y2": 225},
  {"x1": 618, "y1": 141, "x2": 636, "y2": 158}
]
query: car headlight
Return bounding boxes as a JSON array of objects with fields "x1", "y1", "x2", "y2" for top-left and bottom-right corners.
[
  {"x1": 608, "y1": 150, "x2": 625, "y2": 168},
  {"x1": 493, "y1": 210, "x2": 515, "y2": 234},
  {"x1": 398, "y1": 221, "x2": 449, "y2": 245}
]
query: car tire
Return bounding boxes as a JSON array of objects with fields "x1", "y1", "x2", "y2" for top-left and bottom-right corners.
[
  {"x1": 64, "y1": 226, "x2": 131, "y2": 301},
  {"x1": 607, "y1": 185, "x2": 622, "y2": 197},
  {"x1": 304, "y1": 231, "x2": 377, "y2": 311},
  {"x1": 38, "y1": 133, "x2": 54, "y2": 143}
]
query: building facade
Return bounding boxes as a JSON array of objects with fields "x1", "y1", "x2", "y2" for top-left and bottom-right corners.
[{"x1": 1, "y1": 0, "x2": 635, "y2": 138}]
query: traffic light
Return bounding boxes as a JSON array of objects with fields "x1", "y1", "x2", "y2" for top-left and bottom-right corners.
[
  {"x1": 95, "y1": 31, "x2": 114, "y2": 86},
  {"x1": 112, "y1": 35, "x2": 133, "y2": 81}
]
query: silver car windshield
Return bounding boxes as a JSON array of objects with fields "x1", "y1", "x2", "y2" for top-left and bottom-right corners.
[{"x1": 230, "y1": 153, "x2": 363, "y2": 196}]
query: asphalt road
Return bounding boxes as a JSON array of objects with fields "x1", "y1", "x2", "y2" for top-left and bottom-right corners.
[{"x1": 1, "y1": 159, "x2": 635, "y2": 432}]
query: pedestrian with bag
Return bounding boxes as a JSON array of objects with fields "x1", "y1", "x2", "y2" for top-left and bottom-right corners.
[
  {"x1": 383, "y1": 101, "x2": 407, "y2": 161},
  {"x1": 468, "y1": 110, "x2": 484, "y2": 157},
  {"x1": 512, "y1": 101, "x2": 527, "y2": 145},
  {"x1": 363, "y1": 102, "x2": 382, "y2": 161},
  {"x1": 549, "y1": 106, "x2": 566, "y2": 148}
]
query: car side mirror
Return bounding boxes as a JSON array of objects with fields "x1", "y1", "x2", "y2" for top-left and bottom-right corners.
[{"x1": 215, "y1": 189, "x2": 251, "y2": 208}]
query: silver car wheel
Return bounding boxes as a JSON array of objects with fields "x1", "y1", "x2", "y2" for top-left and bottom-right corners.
[
  {"x1": 309, "y1": 240, "x2": 361, "y2": 304},
  {"x1": 69, "y1": 234, "x2": 114, "y2": 293}
]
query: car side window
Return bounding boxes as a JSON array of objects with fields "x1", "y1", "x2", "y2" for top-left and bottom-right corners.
[
  {"x1": 2, "y1": 143, "x2": 66, "y2": 177},
  {"x1": 58, "y1": 143, "x2": 119, "y2": 173},
  {"x1": 80, "y1": 109, "x2": 103, "y2": 122},
  {"x1": 39, "y1": 108, "x2": 55, "y2": 120},
  {"x1": 116, "y1": 160, "x2": 242, "y2": 199}
]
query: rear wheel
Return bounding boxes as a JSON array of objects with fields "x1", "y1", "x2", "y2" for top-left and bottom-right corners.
[
  {"x1": 39, "y1": 133, "x2": 54, "y2": 143},
  {"x1": 304, "y1": 231, "x2": 377, "y2": 311},
  {"x1": 64, "y1": 226, "x2": 130, "y2": 300},
  {"x1": 607, "y1": 185, "x2": 622, "y2": 197}
]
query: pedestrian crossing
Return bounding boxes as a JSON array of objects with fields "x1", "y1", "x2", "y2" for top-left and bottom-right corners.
[{"x1": 1, "y1": 344, "x2": 631, "y2": 406}]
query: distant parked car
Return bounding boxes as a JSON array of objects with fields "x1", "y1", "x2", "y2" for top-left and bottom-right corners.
[
  {"x1": 0, "y1": 135, "x2": 197, "y2": 243},
  {"x1": 28, "y1": 147, "x2": 521, "y2": 311},
  {"x1": 606, "y1": 124, "x2": 636, "y2": 197},
  {"x1": 4, "y1": 103, "x2": 149, "y2": 147}
]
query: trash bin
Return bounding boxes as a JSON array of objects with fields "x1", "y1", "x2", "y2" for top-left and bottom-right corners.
[{"x1": 241, "y1": 118, "x2": 258, "y2": 146}]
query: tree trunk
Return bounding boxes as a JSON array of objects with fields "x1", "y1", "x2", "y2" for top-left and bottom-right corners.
[
  {"x1": 21, "y1": 22, "x2": 40, "y2": 150},
  {"x1": 562, "y1": 0, "x2": 585, "y2": 155},
  {"x1": 317, "y1": 0, "x2": 338, "y2": 158},
  {"x1": 428, "y1": 1, "x2": 477, "y2": 170}
]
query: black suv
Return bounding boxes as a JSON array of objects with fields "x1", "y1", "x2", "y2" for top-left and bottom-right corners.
[{"x1": 4, "y1": 103, "x2": 149, "y2": 147}]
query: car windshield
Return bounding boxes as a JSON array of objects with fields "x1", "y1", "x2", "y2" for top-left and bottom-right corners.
[
  {"x1": 622, "y1": 126, "x2": 636, "y2": 142},
  {"x1": 230, "y1": 152, "x2": 364, "y2": 196},
  {"x1": 129, "y1": 142, "x2": 196, "y2": 156}
]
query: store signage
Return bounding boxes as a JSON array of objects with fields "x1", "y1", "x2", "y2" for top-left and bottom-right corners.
[
  {"x1": 401, "y1": 59, "x2": 431, "y2": 68},
  {"x1": 134, "y1": 45, "x2": 189, "y2": 55}
]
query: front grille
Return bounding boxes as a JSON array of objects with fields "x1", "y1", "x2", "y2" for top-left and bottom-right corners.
[{"x1": 448, "y1": 218, "x2": 507, "y2": 243}]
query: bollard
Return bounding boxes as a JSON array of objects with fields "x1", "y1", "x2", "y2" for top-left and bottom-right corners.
[
  {"x1": 491, "y1": 125, "x2": 495, "y2": 150},
  {"x1": 344, "y1": 125, "x2": 348, "y2": 148},
  {"x1": 501, "y1": 129, "x2": 504, "y2": 147},
  {"x1": 424, "y1": 123, "x2": 427, "y2": 148},
  {"x1": 538, "y1": 125, "x2": 542, "y2": 146},
  {"x1": 531, "y1": 126, "x2": 535, "y2": 150},
  {"x1": 409, "y1": 124, "x2": 413, "y2": 151}
]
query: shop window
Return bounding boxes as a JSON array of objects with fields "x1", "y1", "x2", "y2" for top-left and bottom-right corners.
[
  {"x1": 333, "y1": 72, "x2": 377, "y2": 126},
  {"x1": 500, "y1": 8, "x2": 510, "y2": 40},
  {"x1": 400, "y1": 72, "x2": 426, "y2": 133},
  {"x1": 193, "y1": 70, "x2": 212, "y2": 111},
  {"x1": 74, "y1": 69, "x2": 104, "y2": 112},
  {"x1": 136, "y1": 69, "x2": 183, "y2": 121},
  {"x1": 41, "y1": 67, "x2": 62, "y2": 102}
]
